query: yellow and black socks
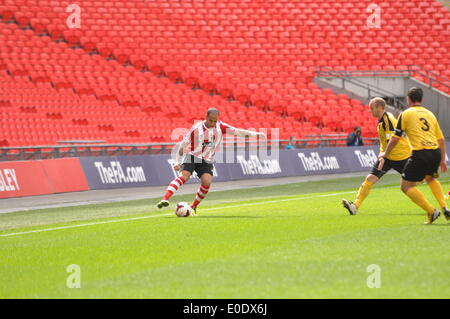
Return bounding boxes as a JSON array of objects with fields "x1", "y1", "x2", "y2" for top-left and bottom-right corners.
[
  {"x1": 354, "y1": 180, "x2": 373, "y2": 209},
  {"x1": 405, "y1": 187, "x2": 435, "y2": 214},
  {"x1": 427, "y1": 179, "x2": 447, "y2": 209}
]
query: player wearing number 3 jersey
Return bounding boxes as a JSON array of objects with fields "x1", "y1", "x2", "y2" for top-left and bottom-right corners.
[{"x1": 379, "y1": 87, "x2": 449, "y2": 224}]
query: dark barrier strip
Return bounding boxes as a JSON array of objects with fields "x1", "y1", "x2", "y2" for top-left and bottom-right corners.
[
  {"x1": 79, "y1": 144, "x2": 449, "y2": 190},
  {"x1": 1, "y1": 144, "x2": 448, "y2": 198}
]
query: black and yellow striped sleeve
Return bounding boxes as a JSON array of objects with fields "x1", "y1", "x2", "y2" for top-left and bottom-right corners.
[
  {"x1": 394, "y1": 113, "x2": 404, "y2": 137},
  {"x1": 386, "y1": 114, "x2": 395, "y2": 132}
]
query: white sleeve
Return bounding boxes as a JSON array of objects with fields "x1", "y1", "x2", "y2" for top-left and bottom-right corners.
[{"x1": 233, "y1": 128, "x2": 262, "y2": 138}]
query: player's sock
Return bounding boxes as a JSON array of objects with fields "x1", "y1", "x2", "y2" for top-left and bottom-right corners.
[
  {"x1": 162, "y1": 176, "x2": 186, "y2": 200},
  {"x1": 405, "y1": 187, "x2": 435, "y2": 214},
  {"x1": 354, "y1": 180, "x2": 373, "y2": 209},
  {"x1": 427, "y1": 179, "x2": 447, "y2": 208},
  {"x1": 191, "y1": 184, "x2": 210, "y2": 209}
]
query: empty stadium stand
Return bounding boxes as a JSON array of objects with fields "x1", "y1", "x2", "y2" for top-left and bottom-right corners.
[{"x1": 0, "y1": 0, "x2": 449, "y2": 147}]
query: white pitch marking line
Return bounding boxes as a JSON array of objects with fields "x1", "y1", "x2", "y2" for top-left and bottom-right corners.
[
  {"x1": 0, "y1": 190, "x2": 356, "y2": 238},
  {"x1": 0, "y1": 213, "x2": 173, "y2": 238},
  {"x1": 204, "y1": 191, "x2": 355, "y2": 211},
  {"x1": 2, "y1": 176, "x2": 448, "y2": 238}
]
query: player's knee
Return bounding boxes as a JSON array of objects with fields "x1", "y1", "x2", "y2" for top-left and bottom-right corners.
[
  {"x1": 200, "y1": 176, "x2": 212, "y2": 188},
  {"x1": 180, "y1": 171, "x2": 191, "y2": 181},
  {"x1": 366, "y1": 174, "x2": 379, "y2": 184},
  {"x1": 401, "y1": 184, "x2": 410, "y2": 194},
  {"x1": 202, "y1": 180, "x2": 212, "y2": 188},
  {"x1": 424, "y1": 176, "x2": 434, "y2": 183}
]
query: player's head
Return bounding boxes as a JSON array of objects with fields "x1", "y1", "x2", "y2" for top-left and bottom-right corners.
[
  {"x1": 407, "y1": 87, "x2": 423, "y2": 106},
  {"x1": 289, "y1": 136, "x2": 295, "y2": 143},
  {"x1": 369, "y1": 97, "x2": 386, "y2": 118},
  {"x1": 354, "y1": 126, "x2": 362, "y2": 136},
  {"x1": 205, "y1": 108, "x2": 220, "y2": 128}
]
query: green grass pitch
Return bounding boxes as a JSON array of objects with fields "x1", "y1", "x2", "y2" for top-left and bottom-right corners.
[{"x1": 0, "y1": 173, "x2": 449, "y2": 298}]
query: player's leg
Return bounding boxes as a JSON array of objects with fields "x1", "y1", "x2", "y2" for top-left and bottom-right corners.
[
  {"x1": 157, "y1": 169, "x2": 192, "y2": 208},
  {"x1": 190, "y1": 160, "x2": 214, "y2": 213},
  {"x1": 353, "y1": 157, "x2": 405, "y2": 209},
  {"x1": 190, "y1": 173, "x2": 212, "y2": 214},
  {"x1": 354, "y1": 174, "x2": 379, "y2": 208},
  {"x1": 425, "y1": 176, "x2": 448, "y2": 211},
  {"x1": 342, "y1": 158, "x2": 388, "y2": 215},
  {"x1": 399, "y1": 152, "x2": 439, "y2": 224},
  {"x1": 423, "y1": 149, "x2": 449, "y2": 220},
  {"x1": 401, "y1": 179, "x2": 439, "y2": 224},
  {"x1": 190, "y1": 160, "x2": 214, "y2": 214},
  {"x1": 342, "y1": 174, "x2": 379, "y2": 215}
]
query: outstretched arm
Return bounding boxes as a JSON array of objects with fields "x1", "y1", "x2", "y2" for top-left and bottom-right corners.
[
  {"x1": 233, "y1": 128, "x2": 266, "y2": 139},
  {"x1": 220, "y1": 122, "x2": 266, "y2": 142}
]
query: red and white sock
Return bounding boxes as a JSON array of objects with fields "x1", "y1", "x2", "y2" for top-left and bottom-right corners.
[
  {"x1": 162, "y1": 176, "x2": 186, "y2": 200},
  {"x1": 191, "y1": 184, "x2": 210, "y2": 209}
]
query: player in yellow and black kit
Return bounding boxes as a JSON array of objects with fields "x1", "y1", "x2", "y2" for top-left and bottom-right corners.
[
  {"x1": 379, "y1": 87, "x2": 449, "y2": 224},
  {"x1": 342, "y1": 97, "x2": 412, "y2": 215}
]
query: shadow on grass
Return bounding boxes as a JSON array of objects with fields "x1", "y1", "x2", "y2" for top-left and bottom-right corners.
[
  {"x1": 163, "y1": 215, "x2": 264, "y2": 219},
  {"x1": 381, "y1": 213, "x2": 425, "y2": 216},
  {"x1": 198, "y1": 215, "x2": 265, "y2": 219}
]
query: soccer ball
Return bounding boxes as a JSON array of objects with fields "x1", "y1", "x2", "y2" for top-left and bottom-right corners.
[{"x1": 175, "y1": 202, "x2": 192, "y2": 217}]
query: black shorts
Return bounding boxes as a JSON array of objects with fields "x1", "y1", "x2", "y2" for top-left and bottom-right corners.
[
  {"x1": 181, "y1": 155, "x2": 214, "y2": 178},
  {"x1": 401, "y1": 149, "x2": 441, "y2": 182},
  {"x1": 370, "y1": 158, "x2": 408, "y2": 179}
]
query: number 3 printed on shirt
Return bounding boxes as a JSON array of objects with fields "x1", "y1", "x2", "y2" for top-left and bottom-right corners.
[{"x1": 419, "y1": 118, "x2": 430, "y2": 131}]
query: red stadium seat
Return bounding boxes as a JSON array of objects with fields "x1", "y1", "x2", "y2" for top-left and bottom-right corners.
[{"x1": 1, "y1": 0, "x2": 448, "y2": 147}]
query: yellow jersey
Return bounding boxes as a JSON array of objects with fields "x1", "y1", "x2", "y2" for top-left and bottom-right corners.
[
  {"x1": 378, "y1": 112, "x2": 411, "y2": 161},
  {"x1": 394, "y1": 106, "x2": 444, "y2": 151}
]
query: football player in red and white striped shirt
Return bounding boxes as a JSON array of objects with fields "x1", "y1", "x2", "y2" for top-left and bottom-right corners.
[{"x1": 157, "y1": 108, "x2": 265, "y2": 215}]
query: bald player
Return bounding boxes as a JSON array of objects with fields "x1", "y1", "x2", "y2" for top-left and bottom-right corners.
[
  {"x1": 378, "y1": 87, "x2": 449, "y2": 224},
  {"x1": 157, "y1": 108, "x2": 266, "y2": 215},
  {"x1": 342, "y1": 97, "x2": 412, "y2": 215}
]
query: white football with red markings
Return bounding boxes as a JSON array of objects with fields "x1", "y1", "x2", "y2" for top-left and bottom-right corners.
[{"x1": 175, "y1": 202, "x2": 192, "y2": 217}]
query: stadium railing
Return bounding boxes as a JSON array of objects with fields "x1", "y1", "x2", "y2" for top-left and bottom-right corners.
[
  {"x1": 317, "y1": 65, "x2": 450, "y2": 90},
  {"x1": 316, "y1": 67, "x2": 408, "y2": 110},
  {"x1": 406, "y1": 65, "x2": 450, "y2": 91},
  {"x1": 316, "y1": 65, "x2": 450, "y2": 109},
  {"x1": 0, "y1": 137, "x2": 379, "y2": 162}
]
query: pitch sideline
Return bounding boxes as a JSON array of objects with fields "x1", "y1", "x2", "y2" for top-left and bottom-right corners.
[
  {"x1": 2, "y1": 178, "x2": 449, "y2": 238},
  {"x1": 0, "y1": 190, "x2": 357, "y2": 238}
]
